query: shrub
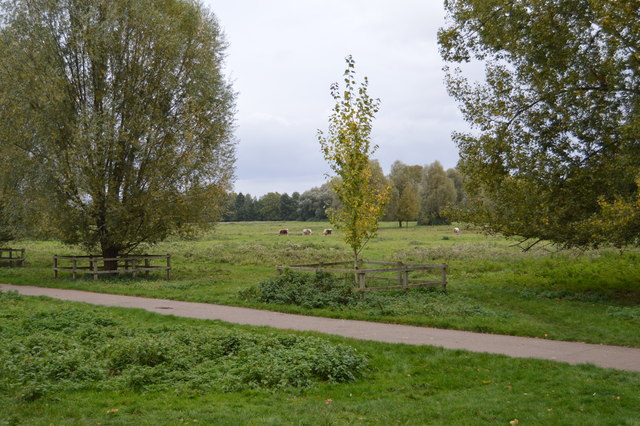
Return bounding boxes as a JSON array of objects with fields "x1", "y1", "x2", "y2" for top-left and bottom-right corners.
[{"x1": 252, "y1": 270, "x2": 358, "y2": 308}]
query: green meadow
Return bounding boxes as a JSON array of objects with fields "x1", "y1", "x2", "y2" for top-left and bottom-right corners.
[{"x1": 1, "y1": 221, "x2": 639, "y2": 347}]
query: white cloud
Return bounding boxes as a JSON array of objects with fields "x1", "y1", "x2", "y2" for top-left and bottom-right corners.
[{"x1": 205, "y1": 0, "x2": 468, "y2": 195}]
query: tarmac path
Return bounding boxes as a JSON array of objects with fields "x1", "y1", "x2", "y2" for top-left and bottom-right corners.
[{"x1": 2, "y1": 283, "x2": 639, "y2": 372}]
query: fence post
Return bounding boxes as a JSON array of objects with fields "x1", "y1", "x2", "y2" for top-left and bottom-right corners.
[
  {"x1": 72, "y1": 258, "x2": 77, "y2": 280},
  {"x1": 53, "y1": 255, "x2": 58, "y2": 279},
  {"x1": 145, "y1": 257, "x2": 150, "y2": 277},
  {"x1": 20, "y1": 249, "x2": 25, "y2": 266},
  {"x1": 402, "y1": 265, "x2": 409, "y2": 291},
  {"x1": 441, "y1": 264, "x2": 447, "y2": 292},
  {"x1": 277, "y1": 265, "x2": 283, "y2": 275},
  {"x1": 166, "y1": 254, "x2": 172, "y2": 280},
  {"x1": 92, "y1": 257, "x2": 98, "y2": 280}
]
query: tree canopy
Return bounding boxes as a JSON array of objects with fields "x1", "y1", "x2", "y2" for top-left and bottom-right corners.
[
  {"x1": 439, "y1": 0, "x2": 640, "y2": 248},
  {"x1": 419, "y1": 161, "x2": 456, "y2": 225},
  {"x1": 0, "y1": 0, "x2": 236, "y2": 259}
]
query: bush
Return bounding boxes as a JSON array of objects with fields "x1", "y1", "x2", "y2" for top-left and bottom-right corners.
[{"x1": 251, "y1": 270, "x2": 357, "y2": 308}]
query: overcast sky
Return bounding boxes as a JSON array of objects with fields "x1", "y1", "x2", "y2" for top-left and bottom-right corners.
[{"x1": 203, "y1": 0, "x2": 469, "y2": 196}]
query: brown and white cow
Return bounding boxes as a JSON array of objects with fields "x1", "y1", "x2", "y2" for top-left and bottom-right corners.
[
  {"x1": 302, "y1": 229, "x2": 312, "y2": 235},
  {"x1": 278, "y1": 229, "x2": 289, "y2": 235},
  {"x1": 322, "y1": 229, "x2": 332, "y2": 236}
]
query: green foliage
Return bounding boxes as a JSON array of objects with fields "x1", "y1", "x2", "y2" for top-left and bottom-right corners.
[
  {"x1": 606, "y1": 306, "x2": 640, "y2": 321},
  {"x1": 0, "y1": 0, "x2": 236, "y2": 258},
  {"x1": 385, "y1": 161, "x2": 423, "y2": 226},
  {"x1": 222, "y1": 185, "x2": 335, "y2": 222},
  {"x1": 439, "y1": 0, "x2": 640, "y2": 248},
  {"x1": 318, "y1": 56, "x2": 390, "y2": 263},
  {"x1": 397, "y1": 184, "x2": 420, "y2": 226},
  {"x1": 297, "y1": 183, "x2": 335, "y2": 221},
  {"x1": 245, "y1": 270, "x2": 357, "y2": 309},
  {"x1": 0, "y1": 291, "x2": 367, "y2": 399},
  {"x1": 419, "y1": 161, "x2": 456, "y2": 225},
  {"x1": 242, "y1": 272, "x2": 507, "y2": 321},
  {"x1": 3, "y1": 295, "x2": 640, "y2": 425}
]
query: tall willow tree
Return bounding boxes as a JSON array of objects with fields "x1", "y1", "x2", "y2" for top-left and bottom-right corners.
[
  {"x1": 318, "y1": 56, "x2": 390, "y2": 267},
  {"x1": 439, "y1": 0, "x2": 640, "y2": 248},
  {"x1": 0, "y1": 0, "x2": 236, "y2": 264}
]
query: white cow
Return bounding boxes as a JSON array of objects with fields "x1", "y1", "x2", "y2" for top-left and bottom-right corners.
[
  {"x1": 453, "y1": 227, "x2": 460, "y2": 235},
  {"x1": 302, "y1": 229, "x2": 312, "y2": 235}
]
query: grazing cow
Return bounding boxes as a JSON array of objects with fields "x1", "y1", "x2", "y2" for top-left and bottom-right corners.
[
  {"x1": 302, "y1": 229, "x2": 312, "y2": 235},
  {"x1": 453, "y1": 227, "x2": 460, "y2": 235},
  {"x1": 278, "y1": 229, "x2": 289, "y2": 236},
  {"x1": 323, "y1": 229, "x2": 332, "y2": 236}
]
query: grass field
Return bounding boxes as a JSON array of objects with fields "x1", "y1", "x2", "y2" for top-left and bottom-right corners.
[
  {"x1": 1, "y1": 221, "x2": 639, "y2": 347},
  {"x1": 1, "y1": 293, "x2": 639, "y2": 425}
]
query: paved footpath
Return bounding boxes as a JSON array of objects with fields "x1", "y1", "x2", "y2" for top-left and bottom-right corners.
[{"x1": 2, "y1": 283, "x2": 640, "y2": 372}]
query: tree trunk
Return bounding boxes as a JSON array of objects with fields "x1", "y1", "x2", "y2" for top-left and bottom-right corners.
[
  {"x1": 398, "y1": 220, "x2": 402, "y2": 228},
  {"x1": 101, "y1": 246, "x2": 120, "y2": 271}
]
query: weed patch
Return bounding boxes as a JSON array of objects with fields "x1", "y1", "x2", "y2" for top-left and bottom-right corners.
[
  {"x1": 242, "y1": 271, "x2": 507, "y2": 320},
  {"x1": 243, "y1": 270, "x2": 357, "y2": 308},
  {"x1": 606, "y1": 306, "x2": 640, "y2": 321},
  {"x1": 0, "y1": 291, "x2": 367, "y2": 399}
]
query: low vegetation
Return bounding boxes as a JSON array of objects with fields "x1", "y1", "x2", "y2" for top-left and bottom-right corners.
[
  {"x1": 243, "y1": 270, "x2": 357, "y2": 309},
  {"x1": 1, "y1": 293, "x2": 639, "y2": 425},
  {"x1": 0, "y1": 290, "x2": 366, "y2": 401},
  {"x1": 1, "y1": 222, "x2": 639, "y2": 347}
]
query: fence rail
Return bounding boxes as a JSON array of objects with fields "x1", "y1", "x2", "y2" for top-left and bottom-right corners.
[
  {"x1": 0, "y1": 248, "x2": 25, "y2": 266},
  {"x1": 53, "y1": 254, "x2": 171, "y2": 280},
  {"x1": 276, "y1": 260, "x2": 447, "y2": 292}
]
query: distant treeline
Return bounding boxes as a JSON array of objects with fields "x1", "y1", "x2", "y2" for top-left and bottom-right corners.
[{"x1": 222, "y1": 160, "x2": 465, "y2": 226}]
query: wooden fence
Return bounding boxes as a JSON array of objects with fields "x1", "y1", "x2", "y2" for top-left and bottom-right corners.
[
  {"x1": 276, "y1": 260, "x2": 447, "y2": 292},
  {"x1": 53, "y1": 254, "x2": 171, "y2": 280},
  {"x1": 0, "y1": 248, "x2": 25, "y2": 266}
]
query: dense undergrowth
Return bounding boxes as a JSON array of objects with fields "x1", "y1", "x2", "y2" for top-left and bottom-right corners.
[
  {"x1": 242, "y1": 270, "x2": 503, "y2": 319},
  {"x1": 0, "y1": 291, "x2": 367, "y2": 401}
]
